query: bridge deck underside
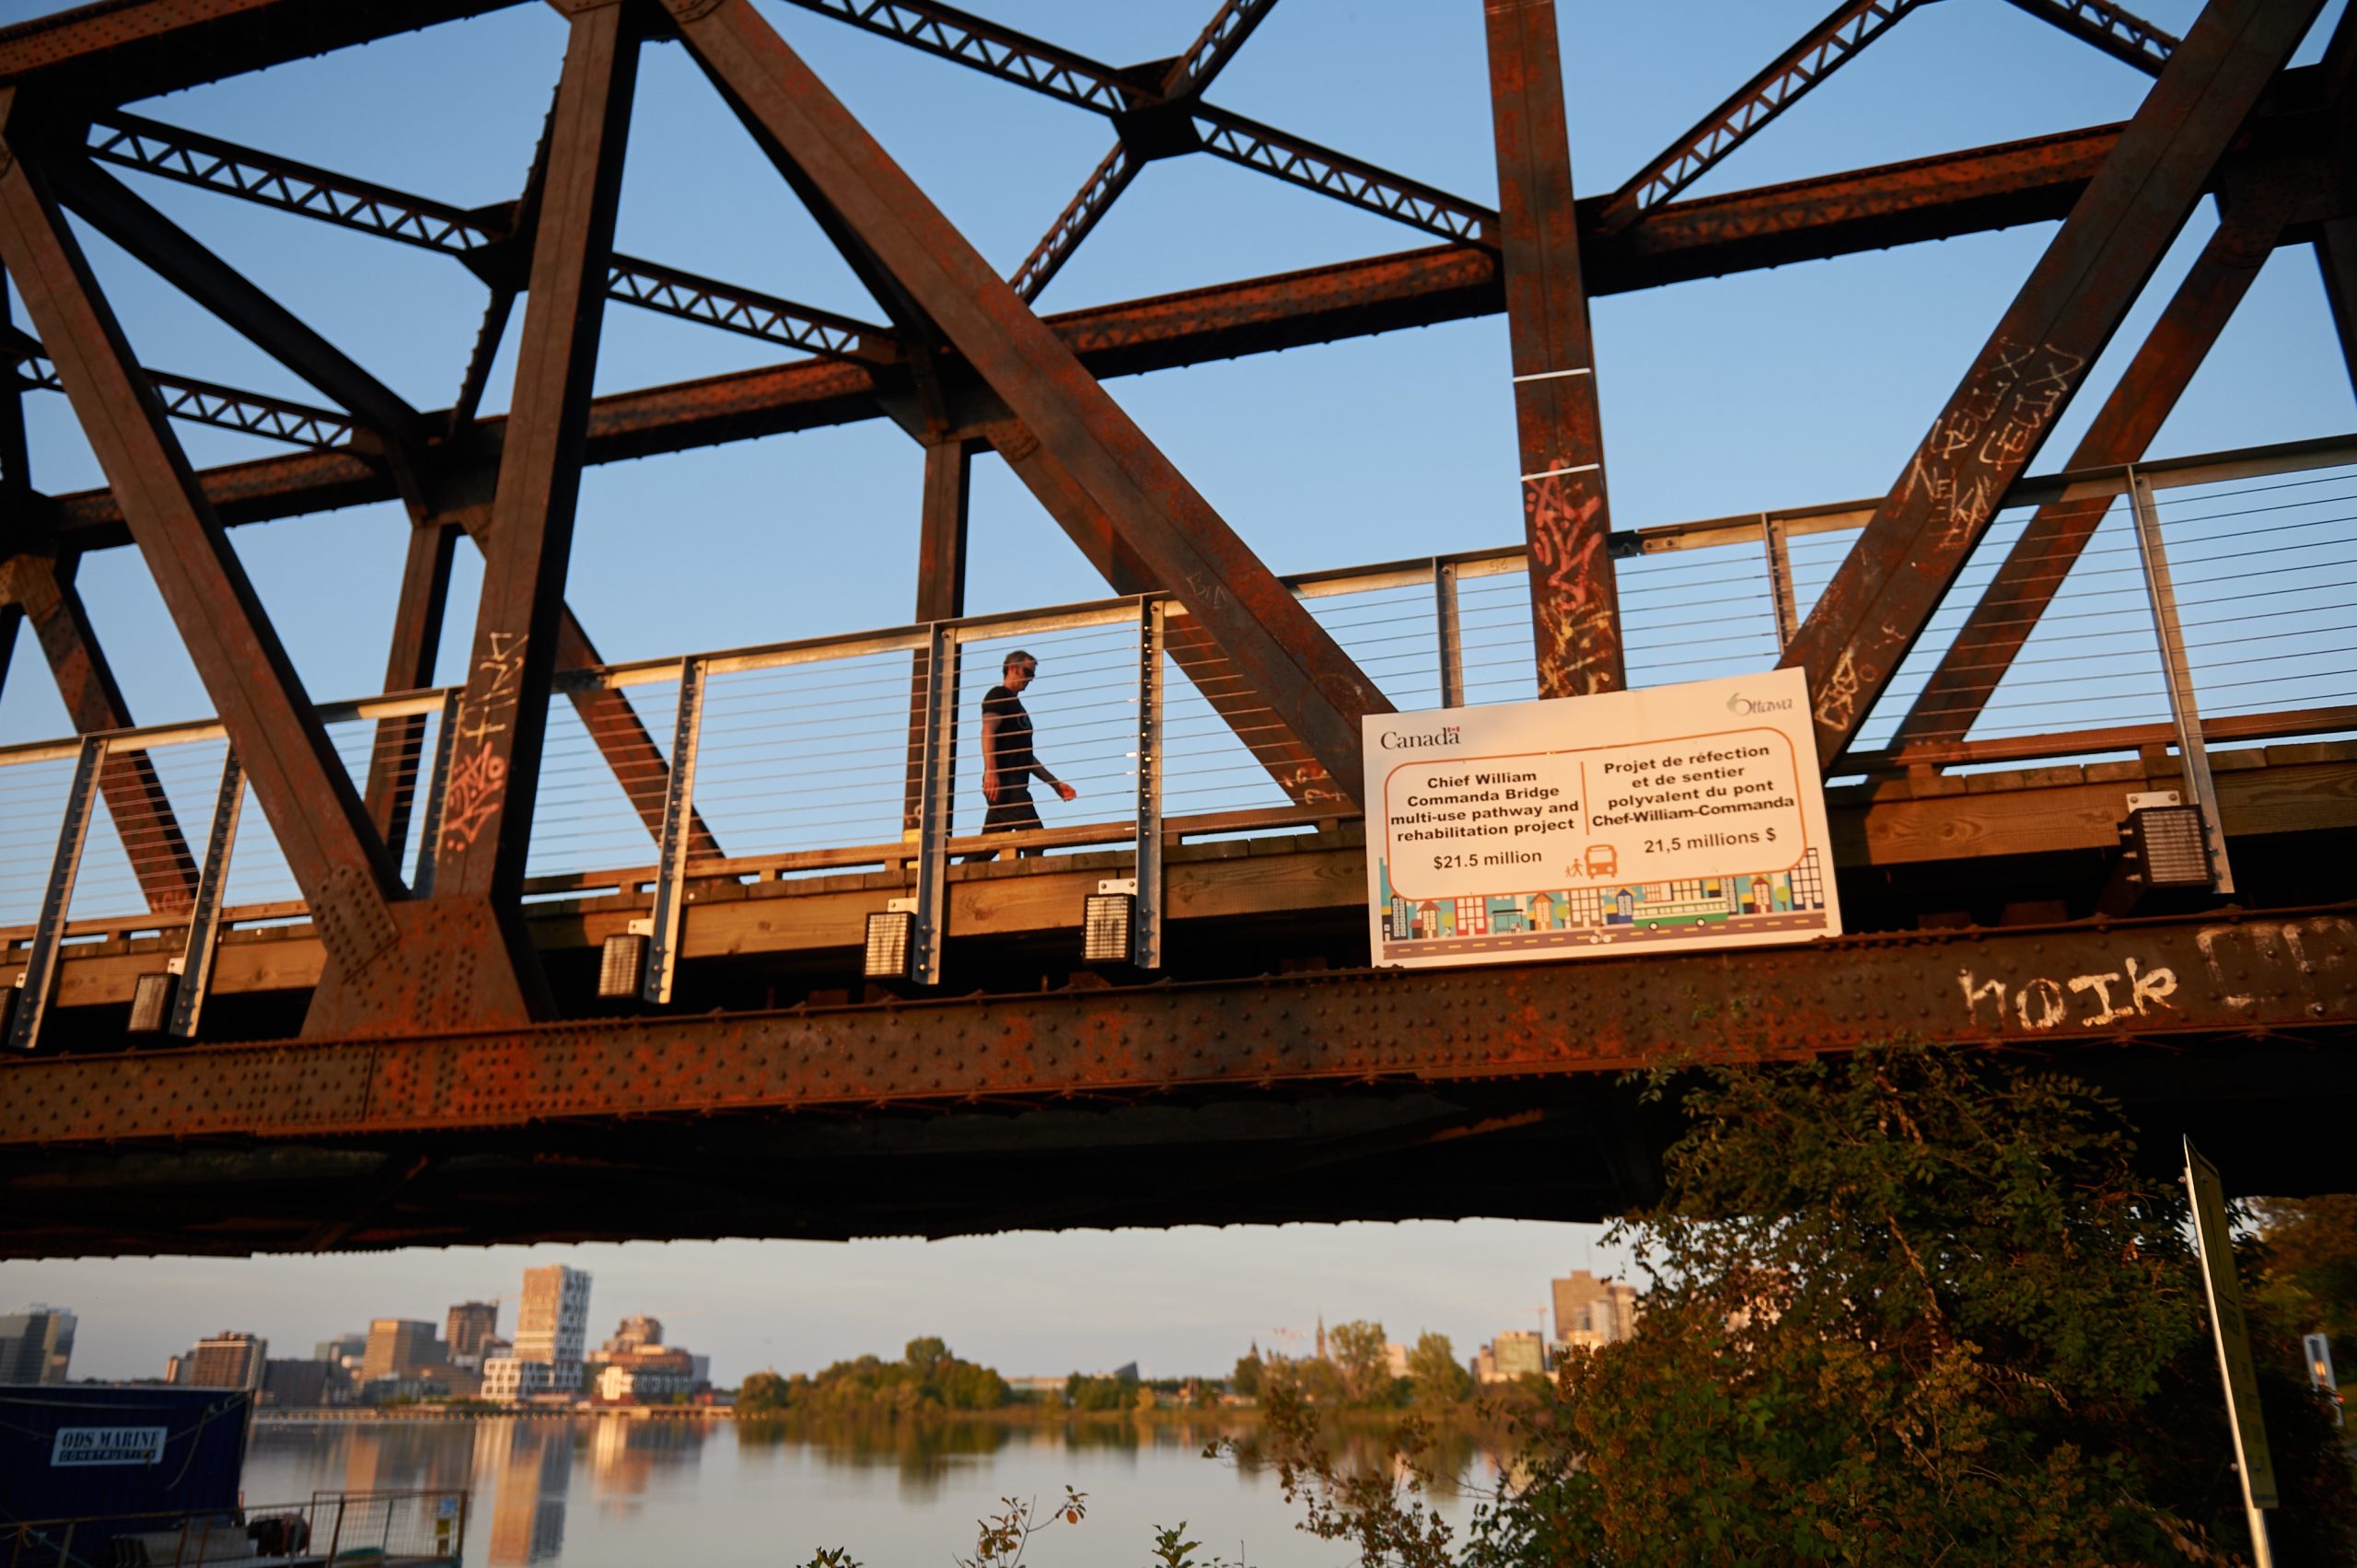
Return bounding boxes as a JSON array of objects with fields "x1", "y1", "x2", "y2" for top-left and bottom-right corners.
[{"x1": 1, "y1": 739, "x2": 2351, "y2": 1259}]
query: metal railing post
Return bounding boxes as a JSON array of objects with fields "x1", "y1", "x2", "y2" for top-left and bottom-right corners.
[
  {"x1": 168, "y1": 747, "x2": 245, "y2": 1039},
  {"x1": 1133, "y1": 597, "x2": 1166, "y2": 970},
  {"x1": 2127, "y1": 464, "x2": 2235, "y2": 894},
  {"x1": 409, "y1": 689, "x2": 463, "y2": 896},
  {"x1": 1761, "y1": 512, "x2": 1800, "y2": 652},
  {"x1": 642, "y1": 658, "x2": 707, "y2": 1004},
  {"x1": 911, "y1": 621, "x2": 958, "y2": 986},
  {"x1": 1434, "y1": 558, "x2": 1465, "y2": 708},
  {"x1": 8, "y1": 735, "x2": 105, "y2": 1052}
]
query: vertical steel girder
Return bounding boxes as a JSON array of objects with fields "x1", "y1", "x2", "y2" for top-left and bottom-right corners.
[
  {"x1": 0, "y1": 99, "x2": 405, "y2": 981},
  {"x1": 430, "y1": 5, "x2": 639, "y2": 913},
  {"x1": 1487, "y1": 0, "x2": 1623, "y2": 699},
  {"x1": 1782, "y1": 0, "x2": 2322, "y2": 764},
  {"x1": 1596, "y1": 0, "x2": 1931, "y2": 235},
  {"x1": 0, "y1": 551, "x2": 199, "y2": 911},
  {"x1": 668, "y1": 0, "x2": 1390, "y2": 803},
  {"x1": 903, "y1": 436, "x2": 969, "y2": 832},
  {"x1": 1889, "y1": 193, "x2": 2290, "y2": 749},
  {"x1": 363, "y1": 516, "x2": 459, "y2": 851}
]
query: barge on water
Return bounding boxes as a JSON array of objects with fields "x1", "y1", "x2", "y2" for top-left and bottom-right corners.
[{"x1": 1, "y1": 1384, "x2": 467, "y2": 1565}]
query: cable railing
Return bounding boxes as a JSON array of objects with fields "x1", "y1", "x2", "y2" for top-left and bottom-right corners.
[{"x1": 1, "y1": 432, "x2": 2350, "y2": 1034}]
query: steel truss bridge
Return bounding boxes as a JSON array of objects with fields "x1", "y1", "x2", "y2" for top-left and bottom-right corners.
[{"x1": 0, "y1": 0, "x2": 2351, "y2": 1259}]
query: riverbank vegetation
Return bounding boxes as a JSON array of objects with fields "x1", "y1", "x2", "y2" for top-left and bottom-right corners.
[{"x1": 1230, "y1": 1043, "x2": 2356, "y2": 1566}]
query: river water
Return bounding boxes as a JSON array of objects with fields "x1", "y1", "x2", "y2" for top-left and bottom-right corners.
[{"x1": 243, "y1": 1415, "x2": 1504, "y2": 1566}]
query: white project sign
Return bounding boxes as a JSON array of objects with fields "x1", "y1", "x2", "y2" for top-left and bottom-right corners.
[{"x1": 1364, "y1": 669, "x2": 1840, "y2": 968}]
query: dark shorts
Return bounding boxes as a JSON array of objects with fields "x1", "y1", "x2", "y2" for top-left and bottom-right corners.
[{"x1": 981, "y1": 790, "x2": 1041, "y2": 834}]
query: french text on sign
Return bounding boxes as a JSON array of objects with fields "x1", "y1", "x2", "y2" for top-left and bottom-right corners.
[{"x1": 1362, "y1": 670, "x2": 1841, "y2": 970}]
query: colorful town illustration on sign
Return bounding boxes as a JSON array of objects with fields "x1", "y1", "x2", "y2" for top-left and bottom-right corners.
[{"x1": 1364, "y1": 670, "x2": 1841, "y2": 969}]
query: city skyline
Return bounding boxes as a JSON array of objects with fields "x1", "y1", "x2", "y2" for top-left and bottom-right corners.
[{"x1": 2, "y1": 1219, "x2": 1624, "y2": 1386}]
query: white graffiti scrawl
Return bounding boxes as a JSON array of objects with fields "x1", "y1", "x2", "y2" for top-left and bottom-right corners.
[
  {"x1": 1957, "y1": 953, "x2": 2177, "y2": 1033},
  {"x1": 1902, "y1": 336, "x2": 2087, "y2": 545}
]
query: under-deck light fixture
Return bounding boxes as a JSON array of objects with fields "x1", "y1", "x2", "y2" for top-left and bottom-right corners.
[
  {"x1": 127, "y1": 972, "x2": 176, "y2": 1034},
  {"x1": 1083, "y1": 879, "x2": 1138, "y2": 966},
  {"x1": 864, "y1": 908, "x2": 916, "y2": 981},
  {"x1": 2125, "y1": 802, "x2": 2213, "y2": 890},
  {"x1": 598, "y1": 931, "x2": 650, "y2": 1000}
]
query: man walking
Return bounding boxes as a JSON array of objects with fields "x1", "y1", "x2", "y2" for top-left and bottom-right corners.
[{"x1": 980, "y1": 649, "x2": 1075, "y2": 853}]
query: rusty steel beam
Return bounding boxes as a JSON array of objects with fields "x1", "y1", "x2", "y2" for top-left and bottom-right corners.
[
  {"x1": 84, "y1": 110, "x2": 495, "y2": 260},
  {"x1": 2317, "y1": 218, "x2": 2357, "y2": 401},
  {"x1": 46, "y1": 154, "x2": 428, "y2": 454},
  {"x1": 2000, "y1": 0, "x2": 2179, "y2": 75},
  {"x1": 1597, "y1": 0, "x2": 1931, "y2": 235},
  {"x1": 0, "y1": 905, "x2": 2346, "y2": 1153},
  {"x1": 1783, "y1": 0, "x2": 2322, "y2": 764},
  {"x1": 1889, "y1": 188, "x2": 2296, "y2": 749},
  {"x1": 0, "y1": 551, "x2": 199, "y2": 912},
  {"x1": 1190, "y1": 105, "x2": 1493, "y2": 244},
  {"x1": 0, "y1": 0, "x2": 515, "y2": 109},
  {"x1": 0, "y1": 101, "x2": 405, "y2": 984},
  {"x1": 670, "y1": 0, "x2": 1391, "y2": 802},
  {"x1": 34, "y1": 99, "x2": 2332, "y2": 552},
  {"x1": 607, "y1": 254, "x2": 895, "y2": 363},
  {"x1": 772, "y1": 0, "x2": 1137, "y2": 113},
  {"x1": 903, "y1": 436, "x2": 969, "y2": 830},
  {"x1": 81, "y1": 112, "x2": 898, "y2": 367},
  {"x1": 418, "y1": 4, "x2": 639, "y2": 991},
  {"x1": 1009, "y1": 0, "x2": 1272, "y2": 301},
  {"x1": 0, "y1": 276, "x2": 25, "y2": 494},
  {"x1": 1011, "y1": 145, "x2": 1134, "y2": 303},
  {"x1": 1488, "y1": 0, "x2": 1623, "y2": 698},
  {"x1": 362, "y1": 517, "x2": 458, "y2": 854},
  {"x1": 12, "y1": 343, "x2": 354, "y2": 449}
]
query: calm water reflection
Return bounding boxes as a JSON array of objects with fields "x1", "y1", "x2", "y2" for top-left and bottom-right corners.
[{"x1": 243, "y1": 1415, "x2": 1503, "y2": 1566}]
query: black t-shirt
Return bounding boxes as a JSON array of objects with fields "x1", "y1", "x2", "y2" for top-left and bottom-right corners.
[{"x1": 982, "y1": 685, "x2": 1037, "y2": 786}]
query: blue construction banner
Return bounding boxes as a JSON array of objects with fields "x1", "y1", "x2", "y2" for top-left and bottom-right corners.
[{"x1": 1364, "y1": 668, "x2": 1841, "y2": 968}]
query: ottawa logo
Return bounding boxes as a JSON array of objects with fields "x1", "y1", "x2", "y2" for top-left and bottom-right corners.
[{"x1": 1725, "y1": 691, "x2": 1794, "y2": 715}]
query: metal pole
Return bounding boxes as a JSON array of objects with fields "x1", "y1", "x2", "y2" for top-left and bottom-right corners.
[
  {"x1": 911, "y1": 621, "x2": 958, "y2": 986},
  {"x1": 2127, "y1": 464, "x2": 2235, "y2": 893},
  {"x1": 1133, "y1": 597, "x2": 1166, "y2": 970},
  {"x1": 8, "y1": 735, "x2": 105, "y2": 1051},
  {"x1": 1761, "y1": 513, "x2": 1799, "y2": 653},
  {"x1": 410, "y1": 689, "x2": 462, "y2": 897},
  {"x1": 642, "y1": 658, "x2": 707, "y2": 1004},
  {"x1": 1434, "y1": 559, "x2": 1465, "y2": 708},
  {"x1": 168, "y1": 745, "x2": 245, "y2": 1039}
]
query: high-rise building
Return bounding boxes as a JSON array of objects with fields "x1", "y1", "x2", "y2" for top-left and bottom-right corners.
[
  {"x1": 446, "y1": 1302, "x2": 501, "y2": 1364},
  {"x1": 361, "y1": 1319, "x2": 442, "y2": 1382},
  {"x1": 1551, "y1": 1270, "x2": 1640, "y2": 1350},
  {"x1": 316, "y1": 1332, "x2": 368, "y2": 1370},
  {"x1": 0, "y1": 1305, "x2": 75, "y2": 1385},
  {"x1": 184, "y1": 1331, "x2": 268, "y2": 1388},
  {"x1": 513, "y1": 1267, "x2": 591, "y2": 1385},
  {"x1": 261, "y1": 1358, "x2": 336, "y2": 1408}
]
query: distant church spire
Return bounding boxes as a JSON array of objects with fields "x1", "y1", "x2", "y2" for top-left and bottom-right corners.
[{"x1": 1315, "y1": 1316, "x2": 1327, "y2": 1362}]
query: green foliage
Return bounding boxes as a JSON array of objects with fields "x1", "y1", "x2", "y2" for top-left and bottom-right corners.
[
  {"x1": 954, "y1": 1488, "x2": 1086, "y2": 1568},
  {"x1": 1239, "y1": 1043, "x2": 2357, "y2": 1566},
  {"x1": 1228, "y1": 1353, "x2": 1263, "y2": 1400},
  {"x1": 736, "y1": 1370, "x2": 791, "y2": 1415},
  {"x1": 1065, "y1": 1370, "x2": 1140, "y2": 1411},
  {"x1": 1405, "y1": 1332, "x2": 1473, "y2": 1406},
  {"x1": 741, "y1": 1341, "x2": 1010, "y2": 1417},
  {"x1": 2253, "y1": 1193, "x2": 2357, "y2": 1349},
  {"x1": 1329, "y1": 1319, "x2": 1394, "y2": 1405}
]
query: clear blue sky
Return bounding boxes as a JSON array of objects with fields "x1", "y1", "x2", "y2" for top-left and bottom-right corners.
[{"x1": 0, "y1": 0, "x2": 2350, "y2": 1383}]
